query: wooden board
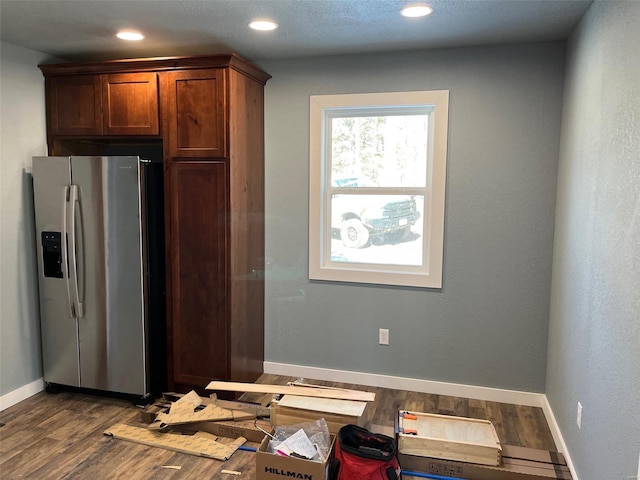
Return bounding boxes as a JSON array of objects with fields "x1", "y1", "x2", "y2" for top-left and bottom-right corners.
[
  {"x1": 271, "y1": 395, "x2": 368, "y2": 434},
  {"x1": 206, "y1": 381, "x2": 375, "y2": 402},
  {"x1": 277, "y1": 395, "x2": 367, "y2": 417},
  {"x1": 398, "y1": 410, "x2": 502, "y2": 466}
]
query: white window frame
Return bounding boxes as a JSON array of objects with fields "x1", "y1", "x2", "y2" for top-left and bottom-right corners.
[{"x1": 309, "y1": 90, "x2": 449, "y2": 288}]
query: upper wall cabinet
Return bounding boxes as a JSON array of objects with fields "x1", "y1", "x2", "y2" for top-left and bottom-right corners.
[
  {"x1": 46, "y1": 75, "x2": 103, "y2": 136},
  {"x1": 44, "y1": 71, "x2": 159, "y2": 137},
  {"x1": 160, "y1": 69, "x2": 226, "y2": 159},
  {"x1": 102, "y1": 73, "x2": 159, "y2": 136}
]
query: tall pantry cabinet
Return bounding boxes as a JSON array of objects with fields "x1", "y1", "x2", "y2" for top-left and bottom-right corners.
[{"x1": 39, "y1": 55, "x2": 270, "y2": 394}]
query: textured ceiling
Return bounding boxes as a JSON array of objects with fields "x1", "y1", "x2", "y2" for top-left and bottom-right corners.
[{"x1": 0, "y1": 0, "x2": 593, "y2": 63}]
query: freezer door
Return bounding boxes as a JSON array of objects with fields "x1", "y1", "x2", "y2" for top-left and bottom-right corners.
[
  {"x1": 33, "y1": 156, "x2": 80, "y2": 387},
  {"x1": 70, "y1": 156, "x2": 147, "y2": 396}
]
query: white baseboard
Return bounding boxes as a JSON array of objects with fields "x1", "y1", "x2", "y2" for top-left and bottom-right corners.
[
  {"x1": 263, "y1": 361, "x2": 578, "y2": 479},
  {"x1": 542, "y1": 396, "x2": 579, "y2": 480},
  {"x1": 0, "y1": 377, "x2": 45, "y2": 412},
  {"x1": 264, "y1": 361, "x2": 545, "y2": 407}
]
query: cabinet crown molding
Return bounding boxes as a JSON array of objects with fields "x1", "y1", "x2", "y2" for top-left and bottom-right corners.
[{"x1": 39, "y1": 53, "x2": 271, "y2": 85}]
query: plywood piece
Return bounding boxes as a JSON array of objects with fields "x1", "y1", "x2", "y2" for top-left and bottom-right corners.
[
  {"x1": 206, "y1": 381, "x2": 375, "y2": 402},
  {"x1": 398, "y1": 410, "x2": 502, "y2": 466},
  {"x1": 270, "y1": 395, "x2": 368, "y2": 434},
  {"x1": 104, "y1": 423, "x2": 246, "y2": 461},
  {"x1": 276, "y1": 395, "x2": 367, "y2": 417}
]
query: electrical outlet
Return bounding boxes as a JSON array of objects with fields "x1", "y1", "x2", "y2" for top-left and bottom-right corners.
[
  {"x1": 576, "y1": 402, "x2": 582, "y2": 429},
  {"x1": 378, "y1": 328, "x2": 389, "y2": 345}
]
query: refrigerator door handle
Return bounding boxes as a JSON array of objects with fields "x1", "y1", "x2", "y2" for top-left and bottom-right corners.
[
  {"x1": 65, "y1": 185, "x2": 84, "y2": 318},
  {"x1": 62, "y1": 186, "x2": 75, "y2": 318}
]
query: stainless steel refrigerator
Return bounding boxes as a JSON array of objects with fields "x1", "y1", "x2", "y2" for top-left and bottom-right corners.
[{"x1": 32, "y1": 155, "x2": 166, "y2": 399}]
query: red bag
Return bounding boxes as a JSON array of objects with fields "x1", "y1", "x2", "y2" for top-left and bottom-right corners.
[{"x1": 329, "y1": 424, "x2": 401, "y2": 480}]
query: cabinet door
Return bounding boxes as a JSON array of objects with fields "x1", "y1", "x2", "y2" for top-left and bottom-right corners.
[
  {"x1": 47, "y1": 75, "x2": 102, "y2": 136},
  {"x1": 160, "y1": 69, "x2": 227, "y2": 159},
  {"x1": 102, "y1": 73, "x2": 159, "y2": 135},
  {"x1": 167, "y1": 161, "x2": 229, "y2": 389}
]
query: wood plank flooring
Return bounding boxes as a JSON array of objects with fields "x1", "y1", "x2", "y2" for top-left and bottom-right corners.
[{"x1": 0, "y1": 374, "x2": 557, "y2": 479}]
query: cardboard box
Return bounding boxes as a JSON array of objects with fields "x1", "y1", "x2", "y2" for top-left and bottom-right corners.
[
  {"x1": 104, "y1": 424, "x2": 246, "y2": 460},
  {"x1": 179, "y1": 418, "x2": 271, "y2": 443},
  {"x1": 140, "y1": 402, "x2": 169, "y2": 423},
  {"x1": 256, "y1": 430, "x2": 335, "y2": 480},
  {"x1": 140, "y1": 393, "x2": 270, "y2": 442},
  {"x1": 271, "y1": 395, "x2": 368, "y2": 434},
  {"x1": 399, "y1": 444, "x2": 572, "y2": 480},
  {"x1": 398, "y1": 410, "x2": 502, "y2": 466}
]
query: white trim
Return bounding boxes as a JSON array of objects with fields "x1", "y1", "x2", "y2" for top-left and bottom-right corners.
[
  {"x1": 264, "y1": 362, "x2": 544, "y2": 407},
  {"x1": 308, "y1": 90, "x2": 449, "y2": 289},
  {"x1": 0, "y1": 377, "x2": 45, "y2": 412},
  {"x1": 542, "y1": 396, "x2": 580, "y2": 480}
]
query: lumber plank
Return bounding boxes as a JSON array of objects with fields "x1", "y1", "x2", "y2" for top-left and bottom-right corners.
[{"x1": 206, "y1": 381, "x2": 375, "y2": 402}]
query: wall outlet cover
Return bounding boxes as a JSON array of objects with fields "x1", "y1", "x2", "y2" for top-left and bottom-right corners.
[{"x1": 379, "y1": 328, "x2": 389, "y2": 345}]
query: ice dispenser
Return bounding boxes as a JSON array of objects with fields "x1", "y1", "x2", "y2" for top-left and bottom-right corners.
[{"x1": 41, "y1": 231, "x2": 63, "y2": 278}]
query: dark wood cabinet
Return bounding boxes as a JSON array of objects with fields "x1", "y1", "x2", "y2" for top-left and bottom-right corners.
[
  {"x1": 44, "y1": 70, "x2": 159, "y2": 137},
  {"x1": 40, "y1": 55, "x2": 270, "y2": 394},
  {"x1": 47, "y1": 75, "x2": 103, "y2": 136},
  {"x1": 102, "y1": 73, "x2": 159, "y2": 135},
  {"x1": 161, "y1": 63, "x2": 267, "y2": 391},
  {"x1": 160, "y1": 69, "x2": 226, "y2": 158},
  {"x1": 167, "y1": 161, "x2": 229, "y2": 388}
]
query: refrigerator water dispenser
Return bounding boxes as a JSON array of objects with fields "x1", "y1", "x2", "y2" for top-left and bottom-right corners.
[{"x1": 41, "y1": 231, "x2": 63, "y2": 278}]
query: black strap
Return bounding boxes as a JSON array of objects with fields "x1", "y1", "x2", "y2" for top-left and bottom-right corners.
[
  {"x1": 328, "y1": 458, "x2": 340, "y2": 480},
  {"x1": 386, "y1": 465, "x2": 398, "y2": 480}
]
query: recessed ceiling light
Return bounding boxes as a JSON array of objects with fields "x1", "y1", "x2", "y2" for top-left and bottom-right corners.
[
  {"x1": 249, "y1": 20, "x2": 278, "y2": 31},
  {"x1": 116, "y1": 30, "x2": 144, "y2": 41},
  {"x1": 401, "y1": 4, "x2": 433, "y2": 18}
]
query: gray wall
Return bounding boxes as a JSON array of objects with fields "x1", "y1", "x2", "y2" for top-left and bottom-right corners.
[
  {"x1": 546, "y1": 2, "x2": 640, "y2": 479},
  {"x1": 260, "y1": 42, "x2": 565, "y2": 393},
  {"x1": 0, "y1": 41, "x2": 49, "y2": 397}
]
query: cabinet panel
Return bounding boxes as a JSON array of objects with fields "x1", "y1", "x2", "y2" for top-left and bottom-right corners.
[
  {"x1": 48, "y1": 75, "x2": 102, "y2": 135},
  {"x1": 168, "y1": 162, "x2": 229, "y2": 387},
  {"x1": 161, "y1": 69, "x2": 226, "y2": 158},
  {"x1": 102, "y1": 73, "x2": 159, "y2": 135}
]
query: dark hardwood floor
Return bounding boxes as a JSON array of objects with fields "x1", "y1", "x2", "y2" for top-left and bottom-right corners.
[{"x1": 0, "y1": 373, "x2": 557, "y2": 479}]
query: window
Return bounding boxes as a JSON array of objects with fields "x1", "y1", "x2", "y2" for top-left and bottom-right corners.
[{"x1": 309, "y1": 90, "x2": 449, "y2": 288}]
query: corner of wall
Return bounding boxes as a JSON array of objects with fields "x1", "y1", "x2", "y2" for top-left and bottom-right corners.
[{"x1": 542, "y1": 394, "x2": 579, "y2": 480}]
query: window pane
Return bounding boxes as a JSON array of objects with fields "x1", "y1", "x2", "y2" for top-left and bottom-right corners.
[
  {"x1": 331, "y1": 114, "x2": 428, "y2": 188},
  {"x1": 330, "y1": 194, "x2": 424, "y2": 266}
]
